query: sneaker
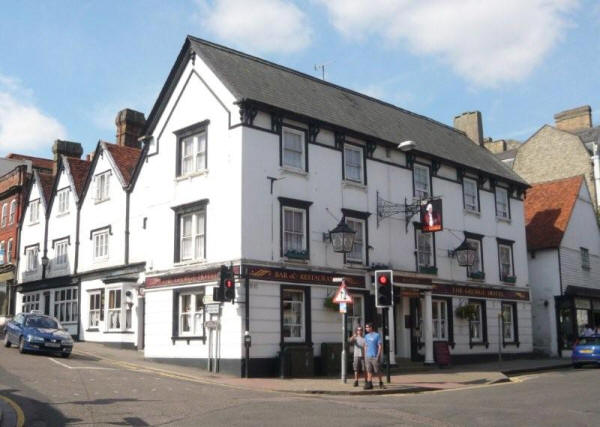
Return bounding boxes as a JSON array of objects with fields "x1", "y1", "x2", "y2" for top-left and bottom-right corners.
[
  {"x1": 353, "y1": 380, "x2": 358, "y2": 387},
  {"x1": 363, "y1": 381, "x2": 373, "y2": 390},
  {"x1": 379, "y1": 382, "x2": 385, "y2": 390}
]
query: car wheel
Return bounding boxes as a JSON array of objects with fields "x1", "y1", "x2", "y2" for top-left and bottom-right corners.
[
  {"x1": 573, "y1": 363, "x2": 582, "y2": 369},
  {"x1": 18, "y1": 337, "x2": 26, "y2": 354},
  {"x1": 3, "y1": 333, "x2": 10, "y2": 348},
  {"x1": 61, "y1": 352, "x2": 70, "y2": 359}
]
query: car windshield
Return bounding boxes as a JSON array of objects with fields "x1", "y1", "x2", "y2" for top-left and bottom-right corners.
[
  {"x1": 25, "y1": 316, "x2": 60, "y2": 329},
  {"x1": 578, "y1": 336, "x2": 600, "y2": 345}
]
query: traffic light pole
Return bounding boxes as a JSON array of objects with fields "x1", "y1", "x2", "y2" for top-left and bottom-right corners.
[
  {"x1": 383, "y1": 307, "x2": 391, "y2": 383},
  {"x1": 341, "y1": 311, "x2": 347, "y2": 383}
]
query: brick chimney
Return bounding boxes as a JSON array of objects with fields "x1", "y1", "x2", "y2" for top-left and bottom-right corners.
[
  {"x1": 115, "y1": 109, "x2": 146, "y2": 149},
  {"x1": 454, "y1": 111, "x2": 483, "y2": 145},
  {"x1": 554, "y1": 105, "x2": 592, "y2": 133},
  {"x1": 52, "y1": 140, "x2": 83, "y2": 175}
]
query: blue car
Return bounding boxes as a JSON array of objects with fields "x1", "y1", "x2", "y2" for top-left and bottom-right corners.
[
  {"x1": 572, "y1": 335, "x2": 600, "y2": 368},
  {"x1": 3, "y1": 312, "x2": 74, "y2": 358}
]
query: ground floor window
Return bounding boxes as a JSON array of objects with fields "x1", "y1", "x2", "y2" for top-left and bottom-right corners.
[
  {"x1": 468, "y1": 300, "x2": 487, "y2": 345},
  {"x1": 432, "y1": 299, "x2": 448, "y2": 340},
  {"x1": 346, "y1": 295, "x2": 364, "y2": 332},
  {"x1": 89, "y1": 291, "x2": 102, "y2": 328},
  {"x1": 107, "y1": 289, "x2": 121, "y2": 330},
  {"x1": 282, "y1": 289, "x2": 305, "y2": 342},
  {"x1": 0, "y1": 283, "x2": 8, "y2": 315},
  {"x1": 53, "y1": 287, "x2": 78, "y2": 324},
  {"x1": 501, "y1": 302, "x2": 518, "y2": 344},
  {"x1": 179, "y1": 291, "x2": 204, "y2": 336},
  {"x1": 22, "y1": 293, "x2": 40, "y2": 313}
]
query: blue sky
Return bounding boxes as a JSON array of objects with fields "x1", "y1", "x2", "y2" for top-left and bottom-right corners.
[{"x1": 0, "y1": 0, "x2": 598, "y2": 158}]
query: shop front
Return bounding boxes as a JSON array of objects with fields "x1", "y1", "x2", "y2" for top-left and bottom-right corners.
[{"x1": 556, "y1": 285, "x2": 600, "y2": 354}]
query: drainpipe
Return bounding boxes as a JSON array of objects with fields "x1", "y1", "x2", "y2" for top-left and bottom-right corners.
[
  {"x1": 244, "y1": 270, "x2": 250, "y2": 378},
  {"x1": 125, "y1": 191, "x2": 130, "y2": 265},
  {"x1": 593, "y1": 142, "x2": 600, "y2": 209}
]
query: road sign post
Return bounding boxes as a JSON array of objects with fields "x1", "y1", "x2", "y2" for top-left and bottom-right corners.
[{"x1": 333, "y1": 279, "x2": 353, "y2": 383}]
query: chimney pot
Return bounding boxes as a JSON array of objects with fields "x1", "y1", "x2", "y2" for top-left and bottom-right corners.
[
  {"x1": 116, "y1": 108, "x2": 146, "y2": 149},
  {"x1": 554, "y1": 105, "x2": 592, "y2": 132},
  {"x1": 52, "y1": 140, "x2": 83, "y2": 175},
  {"x1": 454, "y1": 111, "x2": 483, "y2": 145}
]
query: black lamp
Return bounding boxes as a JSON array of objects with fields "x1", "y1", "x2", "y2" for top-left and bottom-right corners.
[
  {"x1": 450, "y1": 238, "x2": 476, "y2": 267},
  {"x1": 329, "y1": 218, "x2": 356, "y2": 254}
]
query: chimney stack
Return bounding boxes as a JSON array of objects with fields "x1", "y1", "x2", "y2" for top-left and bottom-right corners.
[
  {"x1": 115, "y1": 109, "x2": 146, "y2": 149},
  {"x1": 52, "y1": 140, "x2": 83, "y2": 175},
  {"x1": 454, "y1": 111, "x2": 483, "y2": 145},
  {"x1": 554, "y1": 105, "x2": 592, "y2": 133}
]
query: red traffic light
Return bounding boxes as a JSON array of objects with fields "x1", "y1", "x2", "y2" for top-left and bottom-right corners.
[
  {"x1": 378, "y1": 275, "x2": 389, "y2": 285},
  {"x1": 225, "y1": 279, "x2": 234, "y2": 288}
]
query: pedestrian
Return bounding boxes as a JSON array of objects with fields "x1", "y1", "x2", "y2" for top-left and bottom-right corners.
[
  {"x1": 583, "y1": 324, "x2": 594, "y2": 337},
  {"x1": 363, "y1": 322, "x2": 384, "y2": 390},
  {"x1": 348, "y1": 325, "x2": 366, "y2": 387}
]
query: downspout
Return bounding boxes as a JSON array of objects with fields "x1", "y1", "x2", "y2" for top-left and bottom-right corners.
[
  {"x1": 557, "y1": 247, "x2": 563, "y2": 296},
  {"x1": 125, "y1": 191, "x2": 130, "y2": 265},
  {"x1": 244, "y1": 270, "x2": 250, "y2": 378},
  {"x1": 42, "y1": 212, "x2": 49, "y2": 280},
  {"x1": 593, "y1": 142, "x2": 600, "y2": 209},
  {"x1": 75, "y1": 202, "x2": 82, "y2": 340}
]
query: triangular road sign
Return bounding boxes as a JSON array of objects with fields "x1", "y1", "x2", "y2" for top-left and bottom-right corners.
[{"x1": 333, "y1": 282, "x2": 353, "y2": 304}]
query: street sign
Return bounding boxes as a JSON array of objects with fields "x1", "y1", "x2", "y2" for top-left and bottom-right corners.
[
  {"x1": 206, "y1": 304, "x2": 220, "y2": 315},
  {"x1": 333, "y1": 282, "x2": 353, "y2": 304},
  {"x1": 339, "y1": 302, "x2": 347, "y2": 313},
  {"x1": 205, "y1": 320, "x2": 219, "y2": 329}
]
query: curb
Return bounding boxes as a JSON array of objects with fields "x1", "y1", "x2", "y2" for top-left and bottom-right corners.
[
  {"x1": 283, "y1": 386, "x2": 438, "y2": 396},
  {"x1": 502, "y1": 363, "x2": 573, "y2": 377}
]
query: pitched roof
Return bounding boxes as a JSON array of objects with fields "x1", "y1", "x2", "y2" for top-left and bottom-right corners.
[
  {"x1": 38, "y1": 172, "x2": 55, "y2": 203},
  {"x1": 65, "y1": 157, "x2": 91, "y2": 197},
  {"x1": 103, "y1": 143, "x2": 142, "y2": 186},
  {"x1": 148, "y1": 36, "x2": 527, "y2": 187},
  {"x1": 524, "y1": 175, "x2": 583, "y2": 250},
  {"x1": 6, "y1": 153, "x2": 54, "y2": 171}
]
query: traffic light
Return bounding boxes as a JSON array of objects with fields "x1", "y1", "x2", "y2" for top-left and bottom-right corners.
[
  {"x1": 221, "y1": 265, "x2": 235, "y2": 302},
  {"x1": 375, "y1": 270, "x2": 393, "y2": 307}
]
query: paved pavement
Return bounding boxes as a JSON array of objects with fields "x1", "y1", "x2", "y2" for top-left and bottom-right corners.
[{"x1": 73, "y1": 342, "x2": 572, "y2": 395}]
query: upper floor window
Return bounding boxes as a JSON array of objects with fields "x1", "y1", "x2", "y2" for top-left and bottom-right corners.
[
  {"x1": 413, "y1": 164, "x2": 430, "y2": 198},
  {"x1": 416, "y1": 230, "x2": 435, "y2": 271},
  {"x1": 95, "y1": 171, "x2": 111, "y2": 202},
  {"x1": 178, "y1": 130, "x2": 207, "y2": 177},
  {"x1": 1, "y1": 204, "x2": 7, "y2": 227},
  {"x1": 344, "y1": 144, "x2": 364, "y2": 183},
  {"x1": 345, "y1": 218, "x2": 365, "y2": 264},
  {"x1": 0, "y1": 241, "x2": 4, "y2": 265},
  {"x1": 7, "y1": 239, "x2": 13, "y2": 263},
  {"x1": 581, "y1": 247, "x2": 590, "y2": 270},
  {"x1": 29, "y1": 200, "x2": 40, "y2": 224},
  {"x1": 180, "y1": 211, "x2": 205, "y2": 262},
  {"x1": 463, "y1": 178, "x2": 479, "y2": 212},
  {"x1": 282, "y1": 127, "x2": 306, "y2": 170},
  {"x1": 57, "y1": 188, "x2": 70, "y2": 214},
  {"x1": 498, "y1": 241, "x2": 515, "y2": 282},
  {"x1": 466, "y1": 235, "x2": 484, "y2": 278},
  {"x1": 25, "y1": 246, "x2": 39, "y2": 272},
  {"x1": 495, "y1": 187, "x2": 510, "y2": 219},
  {"x1": 55, "y1": 239, "x2": 69, "y2": 267},
  {"x1": 279, "y1": 198, "x2": 312, "y2": 259},
  {"x1": 8, "y1": 200, "x2": 16, "y2": 225},
  {"x1": 92, "y1": 229, "x2": 109, "y2": 260}
]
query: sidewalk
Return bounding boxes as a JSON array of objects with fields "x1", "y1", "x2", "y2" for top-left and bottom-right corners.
[{"x1": 72, "y1": 342, "x2": 572, "y2": 396}]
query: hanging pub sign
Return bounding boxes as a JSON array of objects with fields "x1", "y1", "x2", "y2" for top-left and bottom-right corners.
[{"x1": 420, "y1": 198, "x2": 443, "y2": 232}]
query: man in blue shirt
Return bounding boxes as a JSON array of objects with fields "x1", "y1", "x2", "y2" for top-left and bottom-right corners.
[{"x1": 363, "y1": 322, "x2": 384, "y2": 389}]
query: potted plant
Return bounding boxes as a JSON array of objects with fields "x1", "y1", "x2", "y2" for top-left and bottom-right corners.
[
  {"x1": 455, "y1": 303, "x2": 479, "y2": 320},
  {"x1": 323, "y1": 295, "x2": 338, "y2": 311},
  {"x1": 284, "y1": 249, "x2": 308, "y2": 259},
  {"x1": 468, "y1": 271, "x2": 485, "y2": 280},
  {"x1": 502, "y1": 275, "x2": 517, "y2": 284},
  {"x1": 419, "y1": 265, "x2": 438, "y2": 275}
]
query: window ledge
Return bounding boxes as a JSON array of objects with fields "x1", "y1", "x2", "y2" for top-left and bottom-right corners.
[
  {"x1": 174, "y1": 259, "x2": 206, "y2": 268},
  {"x1": 104, "y1": 330, "x2": 135, "y2": 334},
  {"x1": 502, "y1": 341, "x2": 520, "y2": 348},
  {"x1": 175, "y1": 170, "x2": 209, "y2": 182},
  {"x1": 279, "y1": 166, "x2": 308, "y2": 177},
  {"x1": 496, "y1": 216, "x2": 511, "y2": 223},
  {"x1": 469, "y1": 341, "x2": 489, "y2": 349},
  {"x1": 85, "y1": 328, "x2": 100, "y2": 332},
  {"x1": 171, "y1": 336, "x2": 207, "y2": 344},
  {"x1": 342, "y1": 180, "x2": 367, "y2": 191},
  {"x1": 94, "y1": 197, "x2": 111, "y2": 205},
  {"x1": 56, "y1": 211, "x2": 70, "y2": 218},
  {"x1": 282, "y1": 257, "x2": 309, "y2": 265},
  {"x1": 463, "y1": 208, "x2": 480, "y2": 217},
  {"x1": 28, "y1": 221, "x2": 40, "y2": 226},
  {"x1": 23, "y1": 270, "x2": 39, "y2": 276}
]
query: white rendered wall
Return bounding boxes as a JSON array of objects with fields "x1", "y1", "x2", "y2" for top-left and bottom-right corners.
[{"x1": 17, "y1": 175, "x2": 46, "y2": 284}]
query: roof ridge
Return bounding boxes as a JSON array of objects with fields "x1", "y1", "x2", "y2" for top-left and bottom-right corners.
[
  {"x1": 530, "y1": 174, "x2": 584, "y2": 187},
  {"x1": 187, "y1": 35, "x2": 466, "y2": 137}
]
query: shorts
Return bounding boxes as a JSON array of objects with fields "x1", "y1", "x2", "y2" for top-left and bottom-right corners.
[
  {"x1": 353, "y1": 357, "x2": 365, "y2": 372},
  {"x1": 366, "y1": 357, "x2": 380, "y2": 374}
]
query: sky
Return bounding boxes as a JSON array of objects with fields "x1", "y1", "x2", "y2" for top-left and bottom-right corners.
[{"x1": 0, "y1": 0, "x2": 599, "y2": 159}]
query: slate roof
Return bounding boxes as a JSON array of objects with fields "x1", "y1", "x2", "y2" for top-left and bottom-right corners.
[
  {"x1": 65, "y1": 157, "x2": 91, "y2": 197},
  {"x1": 149, "y1": 36, "x2": 526, "y2": 186},
  {"x1": 574, "y1": 126, "x2": 600, "y2": 144},
  {"x1": 6, "y1": 153, "x2": 54, "y2": 172},
  {"x1": 495, "y1": 149, "x2": 518, "y2": 161},
  {"x1": 103, "y1": 142, "x2": 142, "y2": 186},
  {"x1": 524, "y1": 175, "x2": 583, "y2": 251}
]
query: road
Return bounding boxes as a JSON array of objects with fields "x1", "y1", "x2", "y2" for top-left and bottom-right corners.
[{"x1": 0, "y1": 345, "x2": 598, "y2": 426}]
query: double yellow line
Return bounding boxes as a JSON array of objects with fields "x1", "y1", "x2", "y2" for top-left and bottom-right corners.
[{"x1": 0, "y1": 394, "x2": 25, "y2": 427}]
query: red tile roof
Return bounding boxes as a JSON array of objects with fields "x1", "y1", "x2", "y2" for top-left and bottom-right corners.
[
  {"x1": 38, "y1": 172, "x2": 55, "y2": 204},
  {"x1": 65, "y1": 157, "x2": 91, "y2": 197},
  {"x1": 6, "y1": 153, "x2": 54, "y2": 172},
  {"x1": 524, "y1": 175, "x2": 583, "y2": 250},
  {"x1": 103, "y1": 142, "x2": 142, "y2": 186}
]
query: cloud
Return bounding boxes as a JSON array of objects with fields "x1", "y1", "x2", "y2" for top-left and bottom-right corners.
[
  {"x1": 195, "y1": 0, "x2": 312, "y2": 54},
  {"x1": 316, "y1": 0, "x2": 579, "y2": 87},
  {"x1": 0, "y1": 74, "x2": 66, "y2": 154}
]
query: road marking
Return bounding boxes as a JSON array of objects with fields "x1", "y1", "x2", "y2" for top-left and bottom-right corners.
[
  {"x1": 48, "y1": 357, "x2": 115, "y2": 370},
  {"x1": 0, "y1": 394, "x2": 26, "y2": 427}
]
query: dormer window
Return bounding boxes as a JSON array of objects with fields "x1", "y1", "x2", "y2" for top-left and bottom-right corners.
[
  {"x1": 95, "y1": 171, "x2": 111, "y2": 202},
  {"x1": 29, "y1": 200, "x2": 40, "y2": 224},
  {"x1": 57, "y1": 188, "x2": 70, "y2": 214}
]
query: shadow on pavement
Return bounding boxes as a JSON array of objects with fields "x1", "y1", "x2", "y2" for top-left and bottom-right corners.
[
  {"x1": 1, "y1": 388, "x2": 79, "y2": 427},
  {"x1": 57, "y1": 397, "x2": 158, "y2": 406}
]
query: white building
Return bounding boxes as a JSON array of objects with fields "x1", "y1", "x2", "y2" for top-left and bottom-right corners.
[
  {"x1": 129, "y1": 37, "x2": 533, "y2": 377},
  {"x1": 526, "y1": 175, "x2": 600, "y2": 356}
]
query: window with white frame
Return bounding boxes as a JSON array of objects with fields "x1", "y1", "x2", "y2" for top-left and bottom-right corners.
[
  {"x1": 282, "y1": 128, "x2": 305, "y2": 170},
  {"x1": 413, "y1": 164, "x2": 430, "y2": 198},
  {"x1": 107, "y1": 289, "x2": 121, "y2": 330},
  {"x1": 282, "y1": 289, "x2": 304, "y2": 341},
  {"x1": 498, "y1": 243, "x2": 514, "y2": 280},
  {"x1": 179, "y1": 210, "x2": 205, "y2": 261},
  {"x1": 7, "y1": 239, "x2": 13, "y2": 263},
  {"x1": 466, "y1": 238, "x2": 483, "y2": 276},
  {"x1": 0, "y1": 241, "x2": 4, "y2": 265},
  {"x1": 55, "y1": 239, "x2": 68, "y2": 267},
  {"x1": 1, "y1": 204, "x2": 7, "y2": 227},
  {"x1": 29, "y1": 200, "x2": 40, "y2": 224},
  {"x1": 53, "y1": 287, "x2": 78, "y2": 324},
  {"x1": 346, "y1": 294, "x2": 364, "y2": 332},
  {"x1": 469, "y1": 301, "x2": 483, "y2": 342},
  {"x1": 179, "y1": 131, "x2": 207, "y2": 176},
  {"x1": 93, "y1": 229, "x2": 109, "y2": 260},
  {"x1": 581, "y1": 247, "x2": 590, "y2": 270},
  {"x1": 22, "y1": 293, "x2": 40, "y2": 313},
  {"x1": 178, "y1": 291, "x2": 205, "y2": 336},
  {"x1": 344, "y1": 144, "x2": 363, "y2": 183},
  {"x1": 8, "y1": 200, "x2": 16, "y2": 225},
  {"x1": 463, "y1": 178, "x2": 479, "y2": 212},
  {"x1": 283, "y1": 207, "x2": 306, "y2": 256},
  {"x1": 57, "y1": 188, "x2": 70, "y2": 214},
  {"x1": 345, "y1": 218, "x2": 365, "y2": 264},
  {"x1": 25, "y1": 246, "x2": 39, "y2": 272},
  {"x1": 495, "y1": 187, "x2": 509, "y2": 219},
  {"x1": 501, "y1": 303, "x2": 515, "y2": 342},
  {"x1": 89, "y1": 291, "x2": 101, "y2": 328},
  {"x1": 95, "y1": 171, "x2": 110, "y2": 202},
  {"x1": 416, "y1": 230, "x2": 434, "y2": 268},
  {"x1": 432, "y1": 299, "x2": 448, "y2": 340}
]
